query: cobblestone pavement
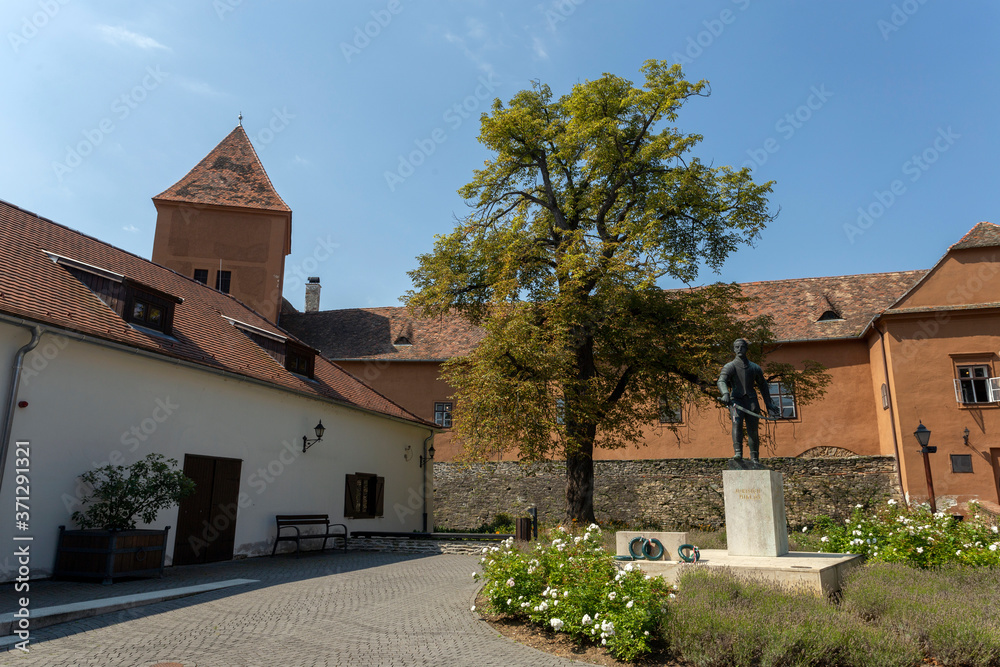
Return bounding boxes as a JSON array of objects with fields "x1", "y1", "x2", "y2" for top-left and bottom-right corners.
[{"x1": 0, "y1": 552, "x2": 581, "y2": 666}]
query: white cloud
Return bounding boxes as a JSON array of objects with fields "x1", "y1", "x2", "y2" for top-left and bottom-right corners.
[
  {"x1": 122, "y1": 225, "x2": 140, "y2": 233},
  {"x1": 174, "y1": 76, "x2": 225, "y2": 98},
  {"x1": 532, "y1": 36, "x2": 548, "y2": 60},
  {"x1": 97, "y1": 25, "x2": 169, "y2": 51}
]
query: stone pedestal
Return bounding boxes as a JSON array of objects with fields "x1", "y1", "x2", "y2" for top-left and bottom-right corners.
[{"x1": 723, "y1": 469, "x2": 788, "y2": 557}]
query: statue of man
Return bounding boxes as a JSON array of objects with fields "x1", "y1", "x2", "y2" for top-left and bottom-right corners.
[{"x1": 717, "y1": 338, "x2": 778, "y2": 465}]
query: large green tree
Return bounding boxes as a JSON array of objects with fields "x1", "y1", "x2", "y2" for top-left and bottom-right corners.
[{"x1": 407, "y1": 61, "x2": 827, "y2": 522}]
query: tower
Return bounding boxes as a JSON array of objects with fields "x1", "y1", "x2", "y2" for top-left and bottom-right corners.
[{"x1": 151, "y1": 125, "x2": 292, "y2": 323}]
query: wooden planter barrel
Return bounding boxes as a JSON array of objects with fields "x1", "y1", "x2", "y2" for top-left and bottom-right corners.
[{"x1": 54, "y1": 525, "x2": 170, "y2": 585}]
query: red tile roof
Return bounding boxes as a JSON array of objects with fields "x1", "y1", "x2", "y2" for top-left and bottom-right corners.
[
  {"x1": 739, "y1": 271, "x2": 926, "y2": 341},
  {"x1": 0, "y1": 200, "x2": 426, "y2": 426},
  {"x1": 280, "y1": 307, "x2": 486, "y2": 360},
  {"x1": 951, "y1": 221, "x2": 1000, "y2": 250},
  {"x1": 152, "y1": 126, "x2": 291, "y2": 213}
]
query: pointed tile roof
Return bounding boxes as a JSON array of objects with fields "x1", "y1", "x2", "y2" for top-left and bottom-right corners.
[
  {"x1": 951, "y1": 221, "x2": 1000, "y2": 250},
  {"x1": 0, "y1": 199, "x2": 426, "y2": 426},
  {"x1": 153, "y1": 125, "x2": 291, "y2": 212}
]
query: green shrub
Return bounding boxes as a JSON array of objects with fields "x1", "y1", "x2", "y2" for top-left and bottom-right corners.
[
  {"x1": 816, "y1": 500, "x2": 1000, "y2": 568},
  {"x1": 670, "y1": 568, "x2": 921, "y2": 667},
  {"x1": 476, "y1": 524, "x2": 671, "y2": 661},
  {"x1": 842, "y1": 563, "x2": 1000, "y2": 667}
]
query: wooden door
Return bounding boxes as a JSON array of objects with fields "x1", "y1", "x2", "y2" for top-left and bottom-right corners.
[{"x1": 173, "y1": 454, "x2": 242, "y2": 566}]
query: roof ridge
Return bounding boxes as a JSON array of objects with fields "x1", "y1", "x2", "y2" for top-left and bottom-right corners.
[{"x1": 736, "y1": 269, "x2": 926, "y2": 287}]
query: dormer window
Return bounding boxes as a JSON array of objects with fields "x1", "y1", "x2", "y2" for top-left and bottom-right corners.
[
  {"x1": 227, "y1": 317, "x2": 316, "y2": 379},
  {"x1": 818, "y1": 310, "x2": 843, "y2": 321},
  {"x1": 284, "y1": 342, "x2": 315, "y2": 378},
  {"x1": 125, "y1": 287, "x2": 177, "y2": 334},
  {"x1": 48, "y1": 251, "x2": 181, "y2": 336},
  {"x1": 394, "y1": 335, "x2": 412, "y2": 346}
]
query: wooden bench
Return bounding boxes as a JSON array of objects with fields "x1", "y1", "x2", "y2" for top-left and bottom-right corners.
[{"x1": 270, "y1": 514, "x2": 347, "y2": 557}]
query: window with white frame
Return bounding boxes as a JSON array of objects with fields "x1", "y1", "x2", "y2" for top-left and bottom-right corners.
[
  {"x1": 768, "y1": 382, "x2": 797, "y2": 419},
  {"x1": 434, "y1": 402, "x2": 453, "y2": 428},
  {"x1": 954, "y1": 364, "x2": 1000, "y2": 404},
  {"x1": 658, "y1": 396, "x2": 683, "y2": 424}
]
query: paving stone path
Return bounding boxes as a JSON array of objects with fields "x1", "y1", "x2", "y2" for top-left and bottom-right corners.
[{"x1": 0, "y1": 552, "x2": 581, "y2": 666}]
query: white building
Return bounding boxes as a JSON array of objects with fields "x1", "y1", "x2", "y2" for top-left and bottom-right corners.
[{"x1": 0, "y1": 198, "x2": 436, "y2": 580}]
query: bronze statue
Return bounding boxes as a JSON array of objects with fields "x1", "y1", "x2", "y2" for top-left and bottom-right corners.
[{"x1": 718, "y1": 339, "x2": 778, "y2": 468}]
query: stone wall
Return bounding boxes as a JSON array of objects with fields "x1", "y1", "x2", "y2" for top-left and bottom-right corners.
[
  {"x1": 347, "y1": 537, "x2": 503, "y2": 555},
  {"x1": 432, "y1": 457, "x2": 902, "y2": 531}
]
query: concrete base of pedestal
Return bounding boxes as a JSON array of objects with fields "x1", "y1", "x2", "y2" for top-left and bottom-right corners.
[
  {"x1": 724, "y1": 469, "x2": 789, "y2": 557},
  {"x1": 624, "y1": 550, "x2": 864, "y2": 596}
]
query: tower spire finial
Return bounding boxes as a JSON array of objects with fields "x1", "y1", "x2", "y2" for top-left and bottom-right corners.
[{"x1": 238, "y1": 111, "x2": 243, "y2": 126}]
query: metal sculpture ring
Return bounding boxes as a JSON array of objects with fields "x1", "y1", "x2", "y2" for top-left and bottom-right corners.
[
  {"x1": 643, "y1": 538, "x2": 665, "y2": 560},
  {"x1": 628, "y1": 536, "x2": 647, "y2": 559},
  {"x1": 678, "y1": 544, "x2": 700, "y2": 563}
]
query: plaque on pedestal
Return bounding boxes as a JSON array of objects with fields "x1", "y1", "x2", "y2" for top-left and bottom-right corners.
[{"x1": 723, "y1": 469, "x2": 789, "y2": 557}]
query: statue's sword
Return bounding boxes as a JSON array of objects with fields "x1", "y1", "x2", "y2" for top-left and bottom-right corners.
[{"x1": 719, "y1": 399, "x2": 781, "y2": 421}]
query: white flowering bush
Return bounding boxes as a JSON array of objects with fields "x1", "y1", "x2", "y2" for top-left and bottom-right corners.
[
  {"x1": 816, "y1": 500, "x2": 1000, "y2": 568},
  {"x1": 475, "y1": 524, "x2": 670, "y2": 661}
]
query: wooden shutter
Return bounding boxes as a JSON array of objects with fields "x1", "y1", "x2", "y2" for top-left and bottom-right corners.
[
  {"x1": 344, "y1": 474, "x2": 358, "y2": 518},
  {"x1": 374, "y1": 476, "x2": 385, "y2": 517}
]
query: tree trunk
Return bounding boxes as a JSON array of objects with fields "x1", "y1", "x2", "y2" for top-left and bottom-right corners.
[{"x1": 564, "y1": 423, "x2": 597, "y2": 524}]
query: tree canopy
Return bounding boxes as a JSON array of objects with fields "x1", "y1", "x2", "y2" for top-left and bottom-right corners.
[{"x1": 406, "y1": 61, "x2": 828, "y2": 522}]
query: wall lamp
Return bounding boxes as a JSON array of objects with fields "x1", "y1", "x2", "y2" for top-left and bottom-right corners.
[
  {"x1": 420, "y1": 442, "x2": 435, "y2": 468},
  {"x1": 302, "y1": 420, "x2": 326, "y2": 453},
  {"x1": 914, "y1": 421, "x2": 937, "y2": 514}
]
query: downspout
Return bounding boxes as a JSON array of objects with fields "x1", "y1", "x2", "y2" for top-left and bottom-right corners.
[
  {"x1": 878, "y1": 326, "x2": 907, "y2": 507},
  {"x1": 422, "y1": 431, "x2": 434, "y2": 533},
  {"x1": 0, "y1": 325, "x2": 43, "y2": 497}
]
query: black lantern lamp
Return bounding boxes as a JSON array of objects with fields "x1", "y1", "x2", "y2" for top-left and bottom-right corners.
[
  {"x1": 914, "y1": 421, "x2": 937, "y2": 514},
  {"x1": 302, "y1": 420, "x2": 326, "y2": 453},
  {"x1": 420, "y1": 442, "x2": 435, "y2": 468}
]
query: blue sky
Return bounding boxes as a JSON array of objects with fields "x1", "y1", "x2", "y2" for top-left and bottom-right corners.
[{"x1": 3, "y1": 1, "x2": 998, "y2": 310}]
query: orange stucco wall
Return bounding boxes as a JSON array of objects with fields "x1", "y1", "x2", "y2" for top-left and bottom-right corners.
[
  {"x1": 151, "y1": 200, "x2": 291, "y2": 323},
  {"x1": 335, "y1": 360, "x2": 458, "y2": 457},
  {"x1": 594, "y1": 339, "x2": 882, "y2": 461},
  {"x1": 880, "y1": 311, "x2": 1000, "y2": 507},
  {"x1": 893, "y1": 247, "x2": 1000, "y2": 310}
]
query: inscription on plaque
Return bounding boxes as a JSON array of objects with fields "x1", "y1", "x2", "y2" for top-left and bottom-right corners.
[{"x1": 734, "y1": 488, "x2": 761, "y2": 502}]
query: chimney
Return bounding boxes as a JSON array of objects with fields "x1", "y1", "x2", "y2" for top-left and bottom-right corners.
[{"x1": 305, "y1": 277, "x2": 321, "y2": 313}]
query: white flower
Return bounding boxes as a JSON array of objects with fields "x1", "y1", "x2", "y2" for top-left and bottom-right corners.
[
  {"x1": 820, "y1": 536, "x2": 829, "y2": 543},
  {"x1": 563, "y1": 591, "x2": 569, "y2": 598},
  {"x1": 471, "y1": 605, "x2": 476, "y2": 612},
  {"x1": 589, "y1": 523, "x2": 601, "y2": 531},
  {"x1": 956, "y1": 550, "x2": 962, "y2": 556},
  {"x1": 472, "y1": 572, "x2": 478, "y2": 578},
  {"x1": 582, "y1": 614, "x2": 592, "y2": 626},
  {"x1": 574, "y1": 536, "x2": 583, "y2": 544},
  {"x1": 601, "y1": 620, "x2": 615, "y2": 635},
  {"x1": 916, "y1": 547, "x2": 924, "y2": 554},
  {"x1": 888, "y1": 499, "x2": 897, "y2": 505},
  {"x1": 624, "y1": 562, "x2": 634, "y2": 572},
  {"x1": 482, "y1": 547, "x2": 489, "y2": 554},
  {"x1": 506, "y1": 578, "x2": 515, "y2": 587},
  {"x1": 644, "y1": 631, "x2": 650, "y2": 636},
  {"x1": 626, "y1": 600, "x2": 634, "y2": 608},
  {"x1": 507, "y1": 598, "x2": 512, "y2": 605},
  {"x1": 989, "y1": 543, "x2": 998, "y2": 551},
  {"x1": 608, "y1": 592, "x2": 617, "y2": 600},
  {"x1": 802, "y1": 526, "x2": 808, "y2": 532},
  {"x1": 856, "y1": 504, "x2": 863, "y2": 509},
  {"x1": 601, "y1": 638, "x2": 607, "y2": 646},
  {"x1": 992, "y1": 526, "x2": 999, "y2": 534},
  {"x1": 669, "y1": 593, "x2": 676, "y2": 598},
  {"x1": 550, "y1": 618, "x2": 564, "y2": 631}
]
